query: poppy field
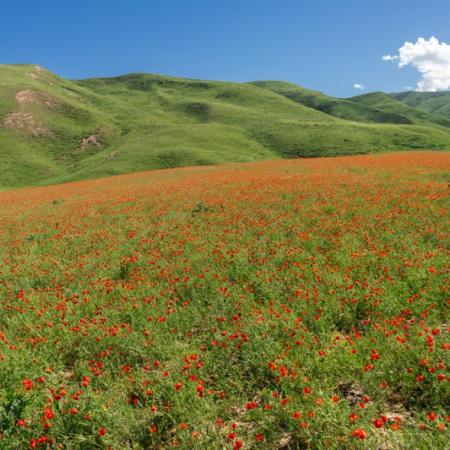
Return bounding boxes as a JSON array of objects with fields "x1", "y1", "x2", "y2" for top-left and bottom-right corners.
[{"x1": 0, "y1": 151, "x2": 448, "y2": 449}]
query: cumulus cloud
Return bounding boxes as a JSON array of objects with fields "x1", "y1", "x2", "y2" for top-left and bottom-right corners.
[
  {"x1": 353, "y1": 83, "x2": 366, "y2": 90},
  {"x1": 383, "y1": 37, "x2": 450, "y2": 91}
]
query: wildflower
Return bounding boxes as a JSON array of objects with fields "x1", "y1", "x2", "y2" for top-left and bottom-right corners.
[
  {"x1": 23, "y1": 379, "x2": 33, "y2": 390},
  {"x1": 373, "y1": 417, "x2": 385, "y2": 428},
  {"x1": 43, "y1": 408, "x2": 54, "y2": 420},
  {"x1": 196, "y1": 383, "x2": 204, "y2": 397},
  {"x1": 351, "y1": 428, "x2": 367, "y2": 439}
]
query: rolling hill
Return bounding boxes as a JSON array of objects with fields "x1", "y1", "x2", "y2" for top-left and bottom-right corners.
[
  {"x1": 249, "y1": 80, "x2": 412, "y2": 124},
  {"x1": 350, "y1": 92, "x2": 450, "y2": 128},
  {"x1": 1, "y1": 64, "x2": 449, "y2": 188},
  {"x1": 390, "y1": 91, "x2": 450, "y2": 119}
]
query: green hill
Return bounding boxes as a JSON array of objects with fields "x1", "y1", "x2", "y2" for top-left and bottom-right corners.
[
  {"x1": 249, "y1": 80, "x2": 412, "y2": 124},
  {"x1": 390, "y1": 91, "x2": 450, "y2": 119},
  {"x1": 1, "y1": 64, "x2": 450, "y2": 188},
  {"x1": 350, "y1": 92, "x2": 450, "y2": 128}
]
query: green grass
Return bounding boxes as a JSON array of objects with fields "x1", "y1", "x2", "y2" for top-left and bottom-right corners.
[
  {"x1": 350, "y1": 92, "x2": 450, "y2": 128},
  {"x1": 1, "y1": 64, "x2": 450, "y2": 189},
  {"x1": 390, "y1": 91, "x2": 450, "y2": 119},
  {"x1": 0, "y1": 152, "x2": 448, "y2": 449},
  {"x1": 249, "y1": 81, "x2": 413, "y2": 124}
]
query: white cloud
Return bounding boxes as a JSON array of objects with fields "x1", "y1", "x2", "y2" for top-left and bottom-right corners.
[
  {"x1": 383, "y1": 36, "x2": 450, "y2": 91},
  {"x1": 353, "y1": 83, "x2": 366, "y2": 90}
]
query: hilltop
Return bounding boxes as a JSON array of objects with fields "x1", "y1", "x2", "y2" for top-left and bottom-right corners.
[
  {"x1": 389, "y1": 91, "x2": 450, "y2": 119},
  {"x1": 0, "y1": 64, "x2": 449, "y2": 188},
  {"x1": 350, "y1": 92, "x2": 450, "y2": 128}
]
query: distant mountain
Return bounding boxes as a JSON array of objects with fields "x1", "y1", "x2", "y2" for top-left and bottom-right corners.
[
  {"x1": 1, "y1": 64, "x2": 449, "y2": 188},
  {"x1": 350, "y1": 92, "x2": 450, "y2": 128},
  {"x1": 389, "y1": 91, "x2": 450, "y2": 119},
  {"x1": 249, "y1": 81, "x2": 412, "y2": 124}
]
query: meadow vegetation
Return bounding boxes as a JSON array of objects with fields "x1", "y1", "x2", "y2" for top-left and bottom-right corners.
[{"x1": 0, "y1": 151, "x2": 448, "y2": 449}]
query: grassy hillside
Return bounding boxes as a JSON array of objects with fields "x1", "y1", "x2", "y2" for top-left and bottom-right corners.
[
  {"x1": 249, "y1": 80, "x2": 412, "y2": 124},
  {"x1": 1, "y1": 64, "x2": 450, "y2": 188},
  {"x1": 0, "y1": 65, "x2": 116, "y2": 188},
  {"x1": 390, "y1": 91, "x2": 450, "y2": 119},
  {"x1": 350, "y1": 92, "x2": 450, "y2": 128}
]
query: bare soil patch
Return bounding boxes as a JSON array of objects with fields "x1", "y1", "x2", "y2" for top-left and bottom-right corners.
[
  {"x1": 3, "y1": 112, "x2": 53, "y2": 137},
  {"x1": 15, "y1": 90, "x2": 58, "y2": 109},
  {"x1": 81, "y1": 134, "x2": 101, "y2": 149}
]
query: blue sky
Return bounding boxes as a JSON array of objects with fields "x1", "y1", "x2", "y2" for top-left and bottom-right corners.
[{"x1": 1, "y1": 0, "x2": 450, "y2": 96}]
